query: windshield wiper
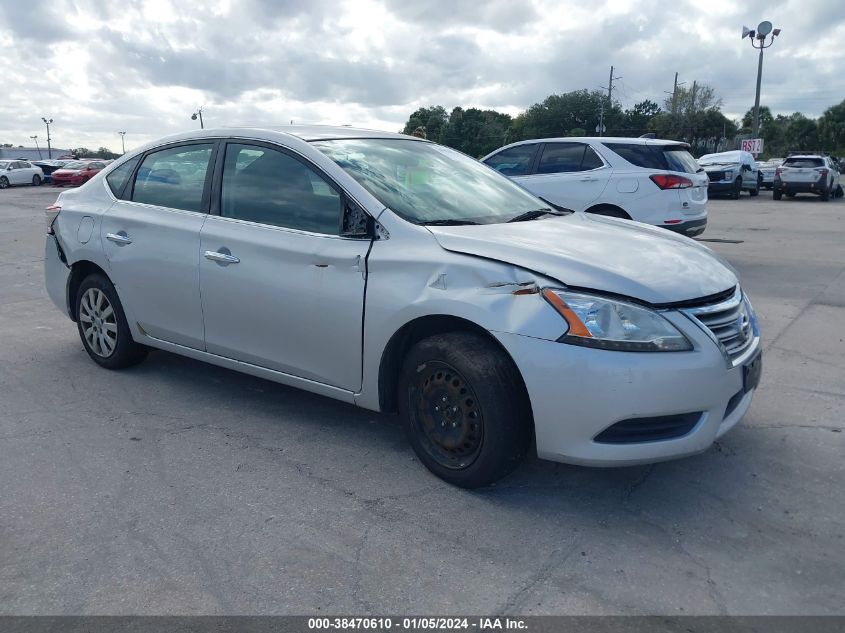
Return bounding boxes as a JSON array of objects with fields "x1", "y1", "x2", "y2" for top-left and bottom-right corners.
[
  {"x1": 507, "y1": 208, "x2": 565, "y2": 223},
  {"x1": 420, "y1": 219, "x2": 480, "y2": 226}
]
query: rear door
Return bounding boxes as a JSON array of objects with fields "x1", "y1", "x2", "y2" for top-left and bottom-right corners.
[
  {"x1": 100, "y1": 142, "x2": 215, "y2": 349},
  {"x1": 520, "y1": 142, "x2": 610, "y2": 211},
  {"x1": 199, "y1": 141, "x2": 370, "y2": 391}
]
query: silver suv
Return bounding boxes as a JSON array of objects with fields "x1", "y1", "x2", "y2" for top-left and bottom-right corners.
[{"x1": 774, "y1": 153, "x2": 841, "y2": 201}]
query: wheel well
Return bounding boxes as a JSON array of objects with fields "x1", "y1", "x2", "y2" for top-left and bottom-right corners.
[
  {"x1": 377, "y1": 315, "x2": 530, "y2": 415},
  {"x1": 584, "y1": 204, "x2": 631, "y2": 220},
  {"x1": 67, "y1": 260, "x2": 109, "y2": 321}
]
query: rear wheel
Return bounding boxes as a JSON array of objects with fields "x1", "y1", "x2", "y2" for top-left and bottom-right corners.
[
  {"x1": 821, "y1": 183, "x2": 831, "y2": 201},
  {"x1": 75, "y1": 274, "x2": 148, "y2": 369},
  {"x1": 773, "y1": 189, "x2": 783, "y2": 200},
  {"x1": 398, "y1": 332, "x2": 531, "y2": 488},
  {"x1": 32, "y1": 174, "x2": 42, "y2": 186}
]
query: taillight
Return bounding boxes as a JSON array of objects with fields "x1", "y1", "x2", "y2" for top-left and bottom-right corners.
[
  {"x1": 819, "y1": 168, "x2": 828, "y2": 178},
  {"x1": 649, "y1": 174, "x2": 693, "y2": 189},
  {"x1": 45, "y1": 203, "x2": 61, "y2": 230}
]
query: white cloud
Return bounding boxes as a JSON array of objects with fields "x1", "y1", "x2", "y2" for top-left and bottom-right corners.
[{"x1": 1, "y1": 0, "x2": 843, "y2": 151}]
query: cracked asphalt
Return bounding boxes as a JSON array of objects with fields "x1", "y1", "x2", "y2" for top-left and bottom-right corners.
[{"x1": 1, "y1": 185, "x2": 843, "y2": 615}]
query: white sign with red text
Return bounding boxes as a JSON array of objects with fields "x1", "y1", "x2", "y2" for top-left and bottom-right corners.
[{"x1": 741, "y1": 138, "x2": 764, "y2": 155}]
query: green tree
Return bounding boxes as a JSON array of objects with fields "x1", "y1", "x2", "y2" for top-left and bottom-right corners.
[
  {"x1": 622, "y1": 99, "x2": 662, "y2": 136},
  {"x1": 818, "y1": 99, "x2": 845, "y2": 152},
  {"x1": 510, "y1": 89, "x2": 624, "y2": 140},
  {"x1": 96, "y1": 147, "x2": 121, "y2": 160},
  {"x1": 402, "y1": 106, "x2": 449, "y2": 142},
  {"x1": 741, "y1": 106, "x2": 774, "y2": 133}
]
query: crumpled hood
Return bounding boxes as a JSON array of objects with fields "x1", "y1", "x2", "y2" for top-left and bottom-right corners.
[{"x1": 427, "y1": 213, "x2": 738, "y2": 305}]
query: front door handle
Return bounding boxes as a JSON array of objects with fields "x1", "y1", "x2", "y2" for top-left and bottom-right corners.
[
  {"x1": 204, "y1": 250, "x2": 240, "y2": 264},
  {"x1": 579, "y1": 176, "x2": 598, "y2": 182},
  {"x1": 106, "y1": 232, "x2": 132, "y2": 245}
]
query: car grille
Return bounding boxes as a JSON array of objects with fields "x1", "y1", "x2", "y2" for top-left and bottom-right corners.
[
  {"x1": 707, "y1": 171, "x2": 725, "y2": 181},
  {"x1": 682, "y1": 287, "x2": 756, "y2": 364}
]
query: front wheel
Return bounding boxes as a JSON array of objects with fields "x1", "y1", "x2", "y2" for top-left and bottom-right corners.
[
  {"x1": 0, "y1": 176, "x2": 8, "y2": 189},
  {"x1": 32, "y1": 174, "x2": 42, "y2": 186},
  {"x1": 732, "y1": 178, "x2": 742, "y2": 199},
  {"x1": 398, "y1": 332, "x2": 531, "y2": 488},
  {"x1": 749, "y1": 177, "x2": 760, "y2": 196},
  {"x1": 773, "y1": 189, "x2": 783, "y2": 200},
  {"x1": 76, "y1": 274, "x2": 148, "y2": 369}
]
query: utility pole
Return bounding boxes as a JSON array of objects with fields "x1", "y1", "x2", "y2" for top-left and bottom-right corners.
[
  {"x1": 664, "y1": 72, "x2": 686, "y2": 115},
  {"x1": 118, "y1": 131, "x2": 126, "y2": 154},
  {"x1": 41, "y1": 117, "x2": 53, "y2": 159},
  {"x1": 30, "y1": 135, "x2": 41, "y2": 159},
  {"x1": 598, "y1": 66, "x2": 622, "y2": 137}
]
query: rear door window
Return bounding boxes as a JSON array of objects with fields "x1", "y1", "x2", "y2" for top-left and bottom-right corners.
[
  {"x1": 483, "y1": 144, "x2": 539, "y2": 176},
  {"x1": 106, "y1": 157, "x2": 140, "y2": 199},
  {"x1": 132, "y1": 144, "x2": 213, "y2": 212},
  {"x1": 537, "y1": 143, "x2": 586, "y2": 174}
]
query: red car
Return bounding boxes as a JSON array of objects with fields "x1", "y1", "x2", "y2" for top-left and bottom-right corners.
[{"x1": 51, "y1": 160, "x2": 108, "y2": 187}]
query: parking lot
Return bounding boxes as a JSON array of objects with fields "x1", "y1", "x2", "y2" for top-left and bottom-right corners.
[{"x1": 0, "y1": 185, "x2": 843, "y2": 615}]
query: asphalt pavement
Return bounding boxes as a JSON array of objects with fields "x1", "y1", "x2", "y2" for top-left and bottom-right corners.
[{"x1": 0, "y1": 184, "x2": 843, "y2": 615}]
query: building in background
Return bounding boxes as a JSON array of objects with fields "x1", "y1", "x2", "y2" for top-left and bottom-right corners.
[{"x1": 0, "y1": 147, "x2": 73, "y2": 161}]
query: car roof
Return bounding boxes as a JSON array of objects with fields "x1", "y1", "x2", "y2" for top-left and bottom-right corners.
[{"x1": 499, "y1": 136, "x2": 687, "y2": 148}]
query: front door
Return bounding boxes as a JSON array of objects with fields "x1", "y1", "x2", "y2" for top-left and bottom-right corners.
[
  {"x1": 199, "y1": 141, "x2": 369, "y2": 391},
  {"x1": 100, "y1": 142, "x2": 215, "y2": 349}
]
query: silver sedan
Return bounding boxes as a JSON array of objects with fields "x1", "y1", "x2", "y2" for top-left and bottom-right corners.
[{"x1": 44, "y1": 126, "x2": 761, "y2": 487}]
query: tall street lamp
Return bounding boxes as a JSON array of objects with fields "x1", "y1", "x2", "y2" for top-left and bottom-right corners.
[
  {"x1": 742, "y1": 21, "x2": 781, "y2": 138},
  {"x1": 191, "y1": 107, "x2": 204, "y2": 129},
  {"x1": 41, "y1": 117, "x2": 53, "y2": 158},
  {"x1": 118, "y1": 131, "x2": 126, "y2": 154},
  {"x1": 30, "y1": 135, "x2": 42, "y2": 159}
]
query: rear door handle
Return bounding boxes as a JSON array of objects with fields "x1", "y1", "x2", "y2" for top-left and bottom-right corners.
[
  {"x1": 204, "y1": 250, "x2": 240, "y2": 264},
  {"x1": 106, "y1": 232, "x2": 132, "y2": 245}
]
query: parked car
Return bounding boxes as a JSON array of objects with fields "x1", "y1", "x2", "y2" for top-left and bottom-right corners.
[
  {"x1": 481, "y1": 137, "x2": 709, "y2": 237},
  {"x1": 758, "y1": 158, "x2": 783, "y2": 189},
  {"x1": 44, "y1": 127, "x2": 761, "y2": 487},
  {"x1": 0, "y1": 159, "x2": 44, "y2": 188},
  {"x1": 32, "y1": 160, "x2": 69, "y2": 184},
  {"x1": 51, "y1": 160, "x2": 107, "y2": 187},
  {"x1": 774, "y1": 153, "x2": 841, "y2": 201},
  {"x1": 698, "y1": 150, "x2": 760, "y2": 199}
]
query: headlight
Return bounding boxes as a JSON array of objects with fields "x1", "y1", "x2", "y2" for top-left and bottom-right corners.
[
  {"x1": 541, "y1": 289, "x2": 693, "y2": 352},
  {"x1": 724, "y1": 170, "x2": 733, "y2": 180}
]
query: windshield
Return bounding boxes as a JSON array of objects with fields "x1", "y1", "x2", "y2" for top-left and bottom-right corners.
[
  {"x1": 61, "y1": 161, "x2": 88, "y2": 170},
  {"x1": 0, "y1": 161, "x2": 9, "y2": 169},
  {"x1": 311, "y1": 138, "x2": 547, "y2": 225}
]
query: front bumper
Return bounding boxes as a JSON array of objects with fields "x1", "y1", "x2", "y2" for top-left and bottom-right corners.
[
  {"x1": 492, "y1": 313, "x2": 758, "y2": 466},
  {"x1": 663, "y1": 216, "x2": 707, "y2": 237},
  {"x1": 707, "y1": 181, "x2": 739, "y2": 195},
  {"x1": 52, "y1": 175, "x2": 84, "y2": 186}
]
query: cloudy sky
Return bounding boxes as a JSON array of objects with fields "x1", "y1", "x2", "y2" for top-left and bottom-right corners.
[{"x1": 1, "y1": 0, "x2": 843, "y2": 153}]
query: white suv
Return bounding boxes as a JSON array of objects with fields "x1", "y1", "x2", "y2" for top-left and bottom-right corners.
[
  {"x1": 774, "y1": 153, "x2": 841, "y2": 201},
  {"x1": 481, "y1": 137, "x2": 709, "y2": 237}
]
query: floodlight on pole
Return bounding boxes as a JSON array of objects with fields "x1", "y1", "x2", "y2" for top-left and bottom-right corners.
[
  {"x1": 191, "y1": 107, "x2": 204, "y2": 129},
  {"x1": 118, "y1": 131, "x2": 126, "y2": 154},
  {"x1": 41, "y1": 117, "x2": 53, "y2": 159},
  {"x1": 742, "y1": 21, "x2": 780, "y2": 138},
  {"x1": 30, "y1": 135, "x2": 42, "y2": 159}
]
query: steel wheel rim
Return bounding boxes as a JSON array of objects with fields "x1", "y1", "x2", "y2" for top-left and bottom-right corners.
[
  {"x1": 79, "y1": 288, "x2": 117, "y2": 357},
  {"x1": 0, "y1": 177, "x2": 7, "y2": 188},
  {"x1": 409, "y1": 361, "x2": 484, "y2": 470}
]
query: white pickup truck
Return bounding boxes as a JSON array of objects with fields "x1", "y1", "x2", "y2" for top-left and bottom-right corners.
[{"x1": 699, "y1": 150, "x2": 760, "y2": 199}]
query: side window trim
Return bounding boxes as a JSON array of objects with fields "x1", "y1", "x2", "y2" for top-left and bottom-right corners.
[{"x1": 580, "y1": 144, "x2": 607, "y2": 172}]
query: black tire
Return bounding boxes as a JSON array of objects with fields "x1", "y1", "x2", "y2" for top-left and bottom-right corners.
[
  {"x1": 0, "y1": 176, "x2": 8, "y2": 189},
  {"x1": 821, "y1": 184, "x2": 831, "y2": 201},
  {"x1": 398, "y1": 332, "x2": 531, "y2": 488},
  {"x1": 749, "y1": 176, "x2": 760, "y2": 196},
  {"x1": 732, "y1": 178, "x2": 742, "y2": 199},
  {"x1": 75, "y1": 273, "x2": 148, "y2": 369},
  {"x1": 786, "y1": 192, "x2": 796, "y2": 198},
  {"x1": 586, "y1": 205, "x2": 631, "y2": 220},
  {"x1": 836, "y1": 184, "x2": 844, "y2": 198},
  {"x1": 773, "y1": 189, "x2": 783, "y2": 200},
  {"x1": 32, "y1": 174, "x2": 42, "y2": 186}
]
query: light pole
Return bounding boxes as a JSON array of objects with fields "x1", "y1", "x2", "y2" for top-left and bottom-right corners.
[
  {"x1": 118, "y1": 131, "x2": 126, "y2": 154},
  {"x1": 191, "y1": 107, "x2": 204, "y2": 129},
  {"x1": 41, "y1": 117, "x2": 53, "y2": 158},
  {"x1": 742, "y1": 21, "x2": 781, "y2": 138},
  {"x1": 30, "y1": 135, "x2": 42, "y2": 159}
]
